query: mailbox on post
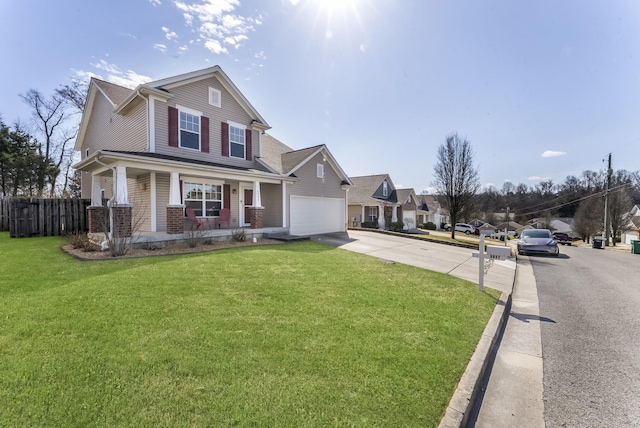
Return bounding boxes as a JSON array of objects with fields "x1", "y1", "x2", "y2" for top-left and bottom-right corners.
[{"x1": 486, "y1": 245, "x2": 510, "y2": 261}]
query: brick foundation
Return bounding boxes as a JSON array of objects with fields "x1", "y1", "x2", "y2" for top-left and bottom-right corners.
[
  {"x1": 249, "y1": 206, "x2": 264, "y2": 229},
  {"x1": 167, "y1": 205, "x2": 185, "y2": 234},
  {"x1": 111, "y1": 205, "x2": 132, "y2": 238},
  {"x1": 87, "y1": 206, "x2": 108, "y2": 233}
]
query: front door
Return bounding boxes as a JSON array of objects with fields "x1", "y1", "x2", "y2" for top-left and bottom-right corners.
[{"x1": 240, "y1": 187, "x2": 253, "y2": 226}]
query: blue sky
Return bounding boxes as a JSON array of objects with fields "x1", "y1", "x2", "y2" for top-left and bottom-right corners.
[{"x1": 2, "y1": 0, "x2": 640, "y2": 193}]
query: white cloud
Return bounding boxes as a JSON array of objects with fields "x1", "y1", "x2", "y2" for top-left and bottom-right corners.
[
  {"x1": 173, "y1": 0, "x2": 258, "y2": 55},
  {"x1": 255, "y1": 51, "x2": 266, "y2": 59},
  {"x1": 71, "y1": 69, "x2": 101, "y2": 85},
  {"x1": 288, "y1": 0, "x2": 300, "y2": 4},
  {"x1": 149, "y1": 0, "x2": 161, "y2": 5},
  {"x1": 179, "y1": 45, "x2": 189, "y2": 51},
  {"x1": 205, "y1": 39, "x2": 227, "y2": 54},
  {"x1": 528, "y1": 176, "x2": 551, "y2": 181},
  {"x1": 82, "y1": 60, "x2": 153, "y2": 89},
  {"x1": 154, "y1": 43, "x2": 167, "y2": 53},
  {"x1": 541, "y1": 150, "x2": 567, "y2": 158},
  {"x1": 162, "y1": 26, "x2": 179, "y2": 40}
]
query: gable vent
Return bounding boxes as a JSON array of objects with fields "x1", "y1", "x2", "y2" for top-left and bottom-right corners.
[{"x1": 209, "y1": 87, "x2": 221, "y2": 107}]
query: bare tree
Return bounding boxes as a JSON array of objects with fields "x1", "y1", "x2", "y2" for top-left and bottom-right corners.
[
  {"x1": 608, "y1": 170, "x2": 636, "y2": 245},
  {"x1": 573, "y1": 196, "x2": 603, "y2": 243},
  {"x1": 20, "y1": 89, "x2": 80, "y2": 197},
  {"x1": 432, "y1": 133, "x2": 481, "y2": 239}
]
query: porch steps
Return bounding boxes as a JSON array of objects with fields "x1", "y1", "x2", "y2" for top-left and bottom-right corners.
[{"x1": 267, "y1": 233, "x2": 310, "y2": 242}]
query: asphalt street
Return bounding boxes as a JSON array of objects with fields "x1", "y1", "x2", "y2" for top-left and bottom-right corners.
[{"x1": 534, "y1": 245, "x2": 640, "y2": 427}]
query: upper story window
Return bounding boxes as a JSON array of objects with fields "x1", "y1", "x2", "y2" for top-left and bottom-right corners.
[
  {"x1": 383, "y1": 181, "x2": 389, "y2": 197},
  {"x1": 180, "y1": 110, "x2": 200, "y2": 150},
  {"x1": 229, "y1": 121, "x2": 245, "y2": 158},
  {"x1": 317, "y1": 163, "x2": 325, "y2": 179},
  {"x1": 209, "y1": 87, "x2": 221, "y2": 107}
]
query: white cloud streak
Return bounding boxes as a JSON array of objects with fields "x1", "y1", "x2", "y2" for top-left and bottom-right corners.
[
  {"x1": 154, "y1": 43, "x2": 167, "y2": 53},
  {"x1": 78, "y1": 60, "x2": 153, "y2": 89},
  {"x1": 541, "y1": 150, "x2": 567, "y2": 158}
]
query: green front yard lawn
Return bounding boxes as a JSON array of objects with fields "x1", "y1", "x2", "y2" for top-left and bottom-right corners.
[{"x1": 0, "y1": 232, "x2": 499, "y2": 427}]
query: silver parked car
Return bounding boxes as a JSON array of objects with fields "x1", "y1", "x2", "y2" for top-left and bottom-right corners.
[{"x1": 517, "y1": 229, "x2": 559, "y2": 256}]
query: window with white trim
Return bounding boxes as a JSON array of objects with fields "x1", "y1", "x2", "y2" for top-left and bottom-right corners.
[
  {"x1": 368, "y1": 207, "x2": 377, "y2": 222},
  {"x1": 183, "y1": 181, "x2": 222, "y2": 217},
  {"x1": 179, "y1": 111, "x2": 200, "y2": 150},
  {"x1": 229, "y1": 123, "x2": 245, "y2": 158},
  {"x1": 209, "y1": 87, "x2": 221, "y2": 107},
  {"x1": 317, "y1": 163, "x2": 324, "y2": 179},
  {"x1": 383, "y1": 181, "x2": 389, "y2": 197}
]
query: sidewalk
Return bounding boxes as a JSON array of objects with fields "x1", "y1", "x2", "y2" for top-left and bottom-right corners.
[{"x1": 470, "y1": 256, "x2": 545, "y2": 427}]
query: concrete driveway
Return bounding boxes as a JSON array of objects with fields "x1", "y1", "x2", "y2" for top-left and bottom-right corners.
[{"x1": 311, "y1": 230, "x2": 516, "y2": 294}]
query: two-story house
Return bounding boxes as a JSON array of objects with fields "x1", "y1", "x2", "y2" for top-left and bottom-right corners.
[{"x1": 73, "y1": 66, "x2": 352, "y2": 240}]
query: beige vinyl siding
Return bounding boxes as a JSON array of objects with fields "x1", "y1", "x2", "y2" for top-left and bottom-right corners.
[
  {"x1": 81, "y1": 92, "x2": 147, "y2": 155},
  {"x1": 284, "y1": 152, "x2": 346, "y2": 227},
  {"x1": 128, "y1": 174, "x2": 152, "y2": 232},
  {"x1": 286, "y1": 153, "x2": 345, "y2": 199},
  {"x1": 155, "y1": 173, "x2": 170, "y2": 232},
  {"x1": 260, "y1": 183, "x2": 283, "y2": 227},
  {"x1": 154, "y1": 76, "x2": 260, "y2": 168}
]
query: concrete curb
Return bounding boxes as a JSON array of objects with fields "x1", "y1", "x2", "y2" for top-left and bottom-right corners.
[
  {"x1": 347, "y1": 227, "x2": 478, "y2": 250},
  {"x1": 438, "y1": 286, "x2": 515, "y2": 427}
]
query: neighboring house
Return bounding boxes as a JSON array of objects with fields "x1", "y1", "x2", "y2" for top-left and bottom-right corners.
[
  {"x1": 622, "y1": 205, "x2": 640, "y2": 244},
  {"x1": 416, "y1": 194, "x2": 448, "y2": 229},
  {"x1": 549, "y1": 218, "x2": 574, "y2": 235},
  {"x1": 348, "y1": 174, "x2": 399, "y2": 229},
  {"x1": 73, "y1": 66, "x2": 352, "y2": 238},
  {"x1": 396, "y1": 188, "x2": 419, "y2": 230}
]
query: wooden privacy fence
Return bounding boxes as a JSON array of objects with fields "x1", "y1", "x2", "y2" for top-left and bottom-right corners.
[
  {"x1": 0, "y1": 197, "x2": 9, "y2": 232},
  {"x1": 6, "y1": 198, "x2": 91, "y2": 238}
]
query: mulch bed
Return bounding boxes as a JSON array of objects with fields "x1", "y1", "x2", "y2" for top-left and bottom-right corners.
[{"x1": 61, "y1": 238, "x2": 284, "y2": 261}]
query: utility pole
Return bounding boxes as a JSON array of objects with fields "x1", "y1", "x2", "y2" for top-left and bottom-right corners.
[
  {"x1": 603, "y1": 153, "x2": 612, "y2": 246},
  {"x1": 504, "y1": 206, "x2": 509, "y2": 246}
]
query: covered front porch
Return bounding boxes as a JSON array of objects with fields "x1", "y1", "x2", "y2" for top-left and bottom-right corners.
[
  {"x1": 76, "y1": 151, "x2": 294, "y2": 240},
  {"x1": 348, "y1": 203, "x2": 401, "y2": 229}
]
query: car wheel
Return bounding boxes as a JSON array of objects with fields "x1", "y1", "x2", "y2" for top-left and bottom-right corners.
[{"x1": 465, "y1": 231, "x2": 471, "y2": 235}]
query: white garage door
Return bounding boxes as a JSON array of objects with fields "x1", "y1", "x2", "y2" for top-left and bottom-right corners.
[{"x1": 290, "y1": 196, "x2": 345, "y2": 236}]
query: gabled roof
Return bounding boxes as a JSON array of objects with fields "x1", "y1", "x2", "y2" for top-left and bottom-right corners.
[
  {"x1": 257, "y1": 133, "x2": 353, "y2": 185},
  {"x1": 93, "y1": 79, "x2": 133, "y2": 106},
  {"x1": 349, "y1": 174, "x2": 398, "y2": 204},
  {"x1": 396, "y1": 188, "x2": 418, "y2": 206},
  {"x1": 417, "y1": 194, "x2": 441, "y2": 212},
  {"x1": 76, "y1": 65, "x2": 270, "y2": 151},
  {"x1": 118, "y1": 65, "x2": 270, "y2": 129}
]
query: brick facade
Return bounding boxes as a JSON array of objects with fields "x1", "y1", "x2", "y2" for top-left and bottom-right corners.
[
  {"x1": 87, "y1": 206, "x2": 108, "y2": 233},
  {"x1": 111, "y1": 205, "x2": 132, "y2": 237},
  {"x1": 249, "y1": 206, "x2": 264, "y2": 229},
  {"x1": 166, "y1": 205, "x2": 185, "y2": 234}
]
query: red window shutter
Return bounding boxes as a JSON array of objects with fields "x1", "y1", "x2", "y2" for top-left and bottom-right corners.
[
  {"x1": 201, "y1": 116, "x2": 209, "y2": 153},
  {"x1": 223, "y1": 184, "x2": 231, "y2": 209},
  {"x1": 221, "y1": 122, "x2": 229, "y2": 157},
  {"x1": 168, "y1": 106, "x2": 178, "y2": 147},
  {"x1": 245, "y1": 129, "x2": 252, "y2": 160}
]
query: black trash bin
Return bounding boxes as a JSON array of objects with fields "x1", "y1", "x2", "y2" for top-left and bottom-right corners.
[{"x1": 592, "y1": 238, "x2": 603, "y2": 249}]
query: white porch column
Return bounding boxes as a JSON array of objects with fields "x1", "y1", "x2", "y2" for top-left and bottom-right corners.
[
  {"x1": 253, "y1": 180, "x2": 263, "y2": 207},
  {"x1": 361, "y1": 206, "x2": 365, "y2": 224},
  {"x1": 169, "y1": 172, "x2": 181, "y2": 205},
  {"x1": 378, "y1": 205, "x2": 385, "y2": 229},
  {"x1": 91, "y1": 175, "x2": 103, "y2": 206},
  {"x1": 392, "y1": 205, "x2": 398, "y2": 222},
  {"x1": 150, "y1": 172, "x2": 157, "y2": 232},
  {"x1": 114, "y1": 165, "x2": 128, "y2": 204},
  {"x1": 282, "y1": 182, "x2": 287, "y2": 227}
]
